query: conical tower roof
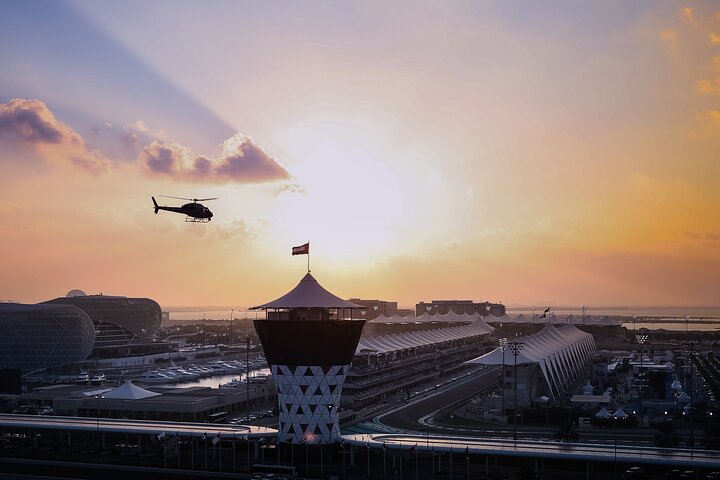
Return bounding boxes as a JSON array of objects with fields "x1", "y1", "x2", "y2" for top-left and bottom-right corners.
[{"x1": 251, "y1": 273, "x2": 362, "y2": 310}]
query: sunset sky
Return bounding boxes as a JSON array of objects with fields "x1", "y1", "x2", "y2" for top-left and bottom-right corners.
[{"x1": 1, "y1": 1, "x2": 719, "y2": 309}]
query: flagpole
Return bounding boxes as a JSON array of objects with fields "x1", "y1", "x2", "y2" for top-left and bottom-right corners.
[{"x1": 307, "y1": 241, "x2": 310, "y2": 273}]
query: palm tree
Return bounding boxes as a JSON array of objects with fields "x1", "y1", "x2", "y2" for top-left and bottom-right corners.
[
  {"x1": 553, "y1": 421, "x2": 579, "y2": 442},
  {"x1": 653, "y1": 421, "x2": 680, "y2": 448}
]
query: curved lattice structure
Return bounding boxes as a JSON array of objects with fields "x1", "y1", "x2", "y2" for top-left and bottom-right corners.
[
  {"x1": 42, "y1": 295, "x2": 161, "y2": 350},
  {"x1": 0, "y1": 304, "x2": 95, "y2": 372}
]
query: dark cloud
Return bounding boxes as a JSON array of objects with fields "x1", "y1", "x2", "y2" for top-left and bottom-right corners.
[
  {"x1": 0, "y1": 98, "x2": 109, "y2": 173},
  {"x1": 138, "y1": 134, "x2": 290, "y2": 183},
  {"x1": 0, "y1": 99, "x2": 65, "y2": 144},
  {"x1": 140, "y1": 142, "x2": 180, "y2": 174}
]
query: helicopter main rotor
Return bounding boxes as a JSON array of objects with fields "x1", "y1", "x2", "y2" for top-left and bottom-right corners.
[{"x1": 159, "y1": 195, "x2": 218, "y2": 203}]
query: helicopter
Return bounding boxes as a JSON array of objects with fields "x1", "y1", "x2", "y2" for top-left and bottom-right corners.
[{"x1": 152, "y1": 196, "x2": 216, "y2": 222}]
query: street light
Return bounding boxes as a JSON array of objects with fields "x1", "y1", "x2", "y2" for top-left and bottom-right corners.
[
  {"x1": 229, "y1": 308, "x2": 234, "y2": 346},
  {"x1": 685, "y1": 341, "x2": 697, "y2": 450},
  {"x1": 499, "y1": 338, "x2": 508, "y2": 415},
  {"x1": 635, "y1": 332, "x2": 648, "y2": 423},
  {"x1": 95, "y1": 394, "x2": 104, "y2": 459},
  {"x1": 509, "y1": 340, "x2": 524, "y2": 441}
]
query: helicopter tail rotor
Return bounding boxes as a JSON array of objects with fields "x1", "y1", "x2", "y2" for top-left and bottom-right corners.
[{"x1": 152, "y1": 196, "x2": 159, "y2": 214}]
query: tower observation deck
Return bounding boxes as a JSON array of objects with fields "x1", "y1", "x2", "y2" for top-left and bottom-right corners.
[{"x1": 251, "y1": 273, "x2": 365, "y2": 444}]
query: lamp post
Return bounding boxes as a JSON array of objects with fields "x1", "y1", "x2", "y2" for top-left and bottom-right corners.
[
  {"x1": 499, "y1": 338, "x2": 508, "y2": 415},
  {"x1": 509, "y1": 340, "x2": 524, "y2": 441},
  {"x1": 635, "y1": 332, "x2": 648, "y2": 425},
  {"x1": 685, "y1": 341, "x2": 696, "y2": 451},
  {"x1": 246, "y1": 335, "x2": 251, "y2": 422},
  {"x1": 230, "y1": 309, "x2": 234, "y2": 346},
  {"x1": 95, "y1": 394, "x2": 103, "y2": 459}
]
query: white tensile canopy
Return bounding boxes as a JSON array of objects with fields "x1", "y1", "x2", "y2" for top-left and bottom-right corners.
[
  {"x1": 464, "y1": 324, "x2": 596, "y2": 401},
  {"x1": 595, "y1": 406, "x2": 611, "y2": 419},
  {"x1": 104, "y1": 381, "x2": 161, "y2": 400},
  {"x1": 356, "y1": 318, "x2": 494, "y2": 354}
]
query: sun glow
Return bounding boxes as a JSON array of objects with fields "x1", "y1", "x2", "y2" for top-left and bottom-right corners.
[{"x1": 272, "y1": 124, "x2": 413, "y2": 260}]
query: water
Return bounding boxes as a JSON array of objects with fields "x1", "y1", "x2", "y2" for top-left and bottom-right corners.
[
  {"x1": 505, "y1": 306, "x2": 720, "y2": 331},
  {"x1": 506, "y1": 306, "x2": 720, "y2": 318},
  {"x1": 153, "y1": 367, "x2": 271, "y2": 389}
]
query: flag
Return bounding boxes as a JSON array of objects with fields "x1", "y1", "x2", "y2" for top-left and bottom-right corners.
[
  {"x1": 212, "y1": 433, "x2": 221, "y2": 445},
  {"x1": 292, "y1": 243, "x2": 309, "y2": 255},
  {"x1": 157, "y1": 431, "x2": 166, "y2": 441}
]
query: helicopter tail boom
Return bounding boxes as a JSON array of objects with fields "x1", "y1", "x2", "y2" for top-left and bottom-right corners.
[{"x1": 152, "y1": 196, "x2": 159, "y2": 214}]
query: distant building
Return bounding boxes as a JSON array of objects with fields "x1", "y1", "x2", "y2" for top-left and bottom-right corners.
[
  {"x1": 346, "y1": 299, "x2": 397, "y2": 320},
  {"x1": 0, "y1": 304, "x2": 95, "y2": 373},
  {"x1": 42, "y1": 292, "x2": 165, "y2": 358},
  {"x1": 416, "y1": 300, "x2": 505, "y2": 317}
]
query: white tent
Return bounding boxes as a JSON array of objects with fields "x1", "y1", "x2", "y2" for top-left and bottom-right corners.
[
  {"x1": 595, "y1": 406, "x2": 611, "y2": 419},
  {"x1": 103, "y1": 381, "x2": 161, "y2": 400}
]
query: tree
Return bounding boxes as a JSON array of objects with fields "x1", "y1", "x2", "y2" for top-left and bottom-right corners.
[
  {"x1": 553, "y1": 421, "x2": 579, "y2": 443},
  {"x1": 653, "y1": 422, "x2": 680, "y2": 448}
]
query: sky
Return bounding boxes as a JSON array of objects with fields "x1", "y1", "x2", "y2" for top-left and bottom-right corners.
[{"x1": 1, "y1": 1, "x2": 719, "y2": 309}]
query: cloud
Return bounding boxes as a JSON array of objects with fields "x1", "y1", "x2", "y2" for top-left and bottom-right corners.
[
  {"x1": 681, "y1": 7, "x2": 695, "y2": 24},
  {"x1": 138, "y1": 132, "x2": 290, "y2": 183},
  {"x1": 696, "y1": 78, "x2": 720, "y2": 93},
  {"x1": 695, "y1": 109, "x2": 720, "y2": 126},
  {"x1": 275, "y1": 183, "x2": 307, "y2": 195},
  {"x1": 0, "y1": 98, "x2": 109, "y2": 173},
  {"x1": 660, "y1": 29, "x2": 678, "y2": 47},
  {"x1": 710, "y1": 32, "x2": 720, "y2": 44}
]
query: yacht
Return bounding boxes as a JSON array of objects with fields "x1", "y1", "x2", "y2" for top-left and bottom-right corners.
[
  {"x1": 138, "y1": 371, "x2": 174, "y2": 383},
  {"x1": 89, "y1": 372, "x2": 106, "y2": 385},
  {"x1": 75, "y1": 371, "x2": 90, "y2": 384}
]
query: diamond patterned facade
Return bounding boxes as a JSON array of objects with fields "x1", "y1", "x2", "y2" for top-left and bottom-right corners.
[
  {"x1": 0, "y1": 304, "x2": 95, "y2": 372},
  {"x1": 272, "y1": 364, "x2": 348, "y2": 442}
]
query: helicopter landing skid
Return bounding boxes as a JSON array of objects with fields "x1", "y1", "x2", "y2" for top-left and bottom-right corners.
[{"x1": 185, "y1": 217, "x2": 210, "y2": 223}]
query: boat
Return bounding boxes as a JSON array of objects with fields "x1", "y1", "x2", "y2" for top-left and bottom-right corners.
[
  {"x1": 89, "y1": 372, "x2": 106, "y2": 385},
  {"x1": 138, "y1": 371, "x2": 174, "y2": 383},
  {"x1": 75, "y1": 371, "x2": 90, "y2": 384}
]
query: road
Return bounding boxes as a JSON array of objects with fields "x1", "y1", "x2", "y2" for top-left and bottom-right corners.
[{"x1": 375, "y1": 367, "x2": 659, "y2": 446}]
